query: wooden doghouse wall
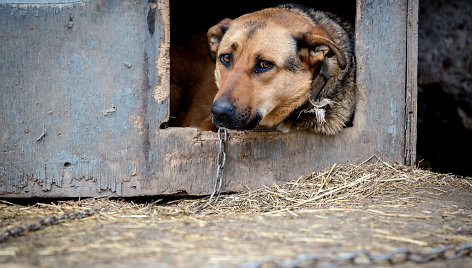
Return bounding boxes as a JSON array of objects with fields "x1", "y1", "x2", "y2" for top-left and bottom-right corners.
[{"x1": 0, "y1": 0, "x2": 417, "y2": 197}]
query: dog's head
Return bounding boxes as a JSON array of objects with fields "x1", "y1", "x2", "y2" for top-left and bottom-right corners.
[{"x1": 207, "y1": 7, "x2": 346, "y2": 130}]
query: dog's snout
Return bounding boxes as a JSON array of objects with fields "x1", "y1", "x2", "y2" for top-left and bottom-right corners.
[
  {"x1": 211, "y1": 99, "x2": 262, "y2": 130},
  {"x1": 211, "y1": 100, "x2": 235, "y2": 118}
]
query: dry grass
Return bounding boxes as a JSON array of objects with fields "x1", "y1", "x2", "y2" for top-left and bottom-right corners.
[
  {"x1": 1, "y1": 156, "x2": 470, "y2": 223},
  {"x1": 181, "y1": 156, "x2": 467, "y2": 214},
  {"x1": 1, "y1": 157, "x2": 471, "y2": 268}
]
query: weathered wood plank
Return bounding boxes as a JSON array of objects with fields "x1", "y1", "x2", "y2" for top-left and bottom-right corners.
[
  {"x1": 405, "y1": 0, "x2": 418, "y2": 165},
  {"x1": 355, "y1": 0, "x2": 408, "y2": 160},
  {"x1": 0, "y1": 0, "x2": 166, "y2": 197},
  {"x1": 0, "y1": 0, "x2": 416, "y2": 197}
]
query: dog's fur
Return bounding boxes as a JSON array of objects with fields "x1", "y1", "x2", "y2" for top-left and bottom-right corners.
[{"x1": 171, "y1": 4, "x2": 357, "y2": 135}]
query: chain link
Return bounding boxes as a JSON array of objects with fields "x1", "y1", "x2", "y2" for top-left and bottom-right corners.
[
  {"x1": 196, "y1": 127, "x2": 228, "y2": 212},
  {"x1": 0, "y1": 208, "x2": 98, "y2": 243},
  {"x1": 232, "y1": 242, "x2": 472, "y2": 268}
]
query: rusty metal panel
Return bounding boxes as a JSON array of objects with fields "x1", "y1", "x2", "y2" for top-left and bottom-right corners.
[{"x1": 1, "y1": 0, "x2": 417, "y2": 197}]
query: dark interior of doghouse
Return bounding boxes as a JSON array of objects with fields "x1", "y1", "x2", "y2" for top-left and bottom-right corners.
[
  {"x1": 167, "y1": 0, "x2": 356, "y2": 131},
  {"x1": 417, "y1": 83, "x2": 472, "y2": 176},
  {"x1": 416, "y1": 0, "x2": 472, "y2": 177}
]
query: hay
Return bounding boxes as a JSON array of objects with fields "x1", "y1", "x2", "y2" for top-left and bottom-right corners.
[
  {"x1": 2, "y1": 156, "x2": 467, "y2": 219},
  {"x1": 181, "y1": 156, "x2": 465, "y2": 214},
  {"x1": 0, "y1": 156, "x2": 469, "y2": 226},
  {"x1": 1, "y1": 157, "x2": 471, "y2": 267}
]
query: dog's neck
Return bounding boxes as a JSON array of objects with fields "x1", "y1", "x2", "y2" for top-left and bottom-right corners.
[
  {"x1": 289, "y1": 63, "x2": 333, "y2": 124},
  {"x1": 309, "y1": 63, "x2": 329, "y2": 100}
]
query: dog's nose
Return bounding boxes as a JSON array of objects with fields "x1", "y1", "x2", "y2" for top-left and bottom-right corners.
[{"x1": 211, "y1": 100, "x2": 235, "y2": 118}]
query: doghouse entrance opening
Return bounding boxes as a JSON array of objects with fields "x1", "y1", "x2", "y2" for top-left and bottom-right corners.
[{"x1": 164, "y1": 0, "x2": 356, "y2": 131}]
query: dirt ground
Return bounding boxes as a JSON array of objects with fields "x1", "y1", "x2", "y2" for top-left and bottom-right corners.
[{"x1": 1, "y1": 159, "x2": 471, "y2": 267}]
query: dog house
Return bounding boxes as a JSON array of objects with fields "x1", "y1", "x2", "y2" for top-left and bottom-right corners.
[{"x1": 0, "y1": 0, "x2": 417, "y2": 197}]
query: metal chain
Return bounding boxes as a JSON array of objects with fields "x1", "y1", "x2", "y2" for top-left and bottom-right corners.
[
  {"x1": 232, "y1": 242, "x2": 472, "y2": 268},
  {"x1": 196, "y1": 127, "x2": 228, "y2": 212},
  {"x1": 0, "y1": 208, "x2": 98, "y2": 243}
]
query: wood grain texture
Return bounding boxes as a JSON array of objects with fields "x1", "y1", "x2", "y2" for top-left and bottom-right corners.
[
  {"x1": 405, "y1": 0, "x2": 418, "y2": 166},
  {"x1": 0, "y1": 0, "x2": 417, "y2": 197},
  {"x1": 0, "y1": 0, "x2": 164, "y2": 197}
]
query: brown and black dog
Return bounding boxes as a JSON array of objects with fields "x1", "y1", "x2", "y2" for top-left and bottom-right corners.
[{"x1": 171, "y1": 4, "x2": 357, "y2": 135}]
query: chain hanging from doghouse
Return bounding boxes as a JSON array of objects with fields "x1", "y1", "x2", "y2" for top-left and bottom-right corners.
[{"x1": 196, "y1": 127, "x2": 228, "y2": 212}]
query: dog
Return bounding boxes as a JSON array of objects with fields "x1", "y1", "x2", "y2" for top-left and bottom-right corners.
[{"x1": 171, "y1": 4, "x2": 357, "y2": 135}]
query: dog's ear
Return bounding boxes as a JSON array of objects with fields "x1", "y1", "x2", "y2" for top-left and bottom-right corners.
[
  {"x1": 207, "y1": 18, "x2": 232, "y2": 62},
  {"x1": 298, "y1": 32, "x2": 347, "y2": 70}
]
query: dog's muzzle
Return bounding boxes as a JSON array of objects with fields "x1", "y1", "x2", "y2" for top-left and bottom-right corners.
[{"x1": 211, "y1": 100, "x2": 262, "y2": 130}]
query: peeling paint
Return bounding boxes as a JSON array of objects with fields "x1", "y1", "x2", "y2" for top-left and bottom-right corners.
[
  {"x1": 387, "y1": 98, "x2": 398, "y2": 155},
  {"x1": 152, "y1": 0, "x2": 170, "y2": 105},
  {"x1": 101, "y1": 106, "x2": 116, "y2": 116},
  {"x1": 133, "y1": 115, "x2": 143, "y2": 129}
]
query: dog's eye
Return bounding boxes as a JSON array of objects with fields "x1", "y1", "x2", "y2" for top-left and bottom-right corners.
[
  {"x1": 255, "y1": 60, "x2": 274, "y2": 73},
  {"x1": 219, "y1": 54, "x2": 232, "y2": 66},
  {"x1": 260, "y1": 61, "x2": 272, "y2": 69}
]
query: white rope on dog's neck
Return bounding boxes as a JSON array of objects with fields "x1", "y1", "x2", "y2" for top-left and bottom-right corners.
[
  {"x1": 298, "y1": 65, "x2": 334, "y2": 123},
  {"x1": 299, "y1": 98, "x2": 334, "y2": 123}
]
